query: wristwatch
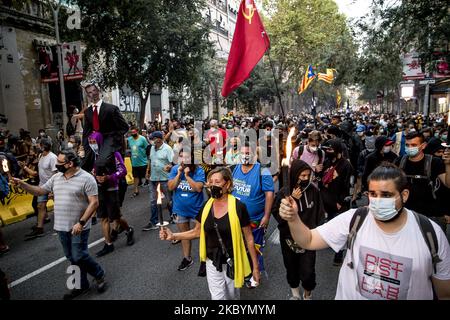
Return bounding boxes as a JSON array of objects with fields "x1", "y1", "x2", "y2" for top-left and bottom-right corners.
[{"x1": 78, "y1": 219, "x2": 86, "y2": 226}]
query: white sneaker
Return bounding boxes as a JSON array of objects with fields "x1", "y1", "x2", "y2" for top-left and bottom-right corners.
[
  {"x1": 289, "y1": 295, "x2": 301, "y2": 300},
  {"x1": 302, "y1": 291, "x2": 313, "y2": 300}
]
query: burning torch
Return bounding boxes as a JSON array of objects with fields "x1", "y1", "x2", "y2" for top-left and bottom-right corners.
[
  {"x1": 281, "y1": 127, "x2": 296, "y2": 193},
  {"x1": 156, "y1": 183, "x2": 169, "y2": 229}
]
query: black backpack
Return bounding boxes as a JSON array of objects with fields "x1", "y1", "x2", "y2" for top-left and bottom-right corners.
[
  {"x1": 399, "y1": 154, "x2": 438, "y2": 200},
  {"x1": 346, "y1": 207, "x2": 441, "y2": 274}
]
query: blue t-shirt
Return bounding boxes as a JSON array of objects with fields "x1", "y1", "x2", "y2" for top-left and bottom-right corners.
[
  {"x1": 169, "y1": 165, "x2": 206, "y2": 218},
  {"x1": 127, "y1": 135, "x2": 149, "y2": 167},
  {"x1": 231, "y1": 163, "x2": 274, "y2": 221}
]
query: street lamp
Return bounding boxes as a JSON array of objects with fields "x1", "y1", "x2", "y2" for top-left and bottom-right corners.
[{"x1": 50, "y1": 0, "x2": 68, "y2": 137}]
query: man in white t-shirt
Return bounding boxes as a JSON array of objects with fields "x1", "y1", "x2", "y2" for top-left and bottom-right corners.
[
  {"x1": 278, "y1": 163, "x2": 450, "y2": 300},
  {"x1": 25, "y1": 138, "x2": 58, "y2": 240}
]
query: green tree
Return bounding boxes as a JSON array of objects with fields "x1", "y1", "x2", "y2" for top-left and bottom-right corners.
[
  {"x1": 66, "y1": 0, "x2": 212, "y2": 127},
  {"x1": 354, "y1": 1, "x2": 449, "y2": 111},
  {"x1": 263, "y1": 0, "x2": 358, "y2": 87}
]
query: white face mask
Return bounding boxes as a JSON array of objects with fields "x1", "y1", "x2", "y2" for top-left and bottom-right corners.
[
  {"x1": 89, "y1": 143, "x2": 99, "y2": 154},
  {"x1": 309, "y1": 146, "x2": 318, "y2": 152},
  {"x1": 67, "y1": 142, "x2": 74, "y2": 149},
  {"x1": 383, "y1": 146, "x2": 391, "y2": 153},
  {"x1": 368, "y1": 196, "x2": 401, "y2": 221}
]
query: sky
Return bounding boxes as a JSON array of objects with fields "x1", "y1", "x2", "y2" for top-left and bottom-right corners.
[{"x1": 334, "y1": 0, "x2": 371, "y2": 19}]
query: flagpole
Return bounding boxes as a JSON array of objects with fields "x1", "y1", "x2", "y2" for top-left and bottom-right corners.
[{"x1": 264, "y1": 34, "x2": 285, "y2": 118}]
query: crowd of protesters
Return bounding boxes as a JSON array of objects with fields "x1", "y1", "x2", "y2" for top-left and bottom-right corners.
[{"x1": 1, "y1": 92, "x2": 450, "y2": 301}]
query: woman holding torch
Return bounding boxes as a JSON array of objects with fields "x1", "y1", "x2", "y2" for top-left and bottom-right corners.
[{"x1": 160, "y1": 167, "x2": 260, "y2": 300}]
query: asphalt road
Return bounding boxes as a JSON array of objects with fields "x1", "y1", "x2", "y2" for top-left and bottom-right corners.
[{"x1": 1, "y1": 185, "x2": 343, "y2": 300}]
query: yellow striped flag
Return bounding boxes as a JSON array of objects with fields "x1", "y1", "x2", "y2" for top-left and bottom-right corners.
[
  {"x1": 298, "y1": 65, "x2": 316, "y2": 94},
  {"x1": 318, "y1": 68, "x2": 336, "y2": 84}
]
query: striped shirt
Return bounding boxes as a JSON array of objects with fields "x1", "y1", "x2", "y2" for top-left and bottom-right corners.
[{"x1": 42, "y1": 169, "x2": 98, "y2": 232}]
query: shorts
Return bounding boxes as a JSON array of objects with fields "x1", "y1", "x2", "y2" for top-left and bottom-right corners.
[
  {"x1": 175, "y1": 214, "x2": 196, "y2": 224},
  {"x1": 97, "y1": 190, "x2": 121, "y2": 222},
  {"x1": 132, "y1": 166, "x2": 147, "y2": 179},
  {"x1": 37, "y1": 194, "x2": 49, "y2": 203}
]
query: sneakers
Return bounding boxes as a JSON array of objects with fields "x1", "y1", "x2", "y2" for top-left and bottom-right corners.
[
  {"x1": 171, "y1": 239, "x2": 181, "y2": 245},
  {"x1": 63, "y1": 287, "x2": 90, "y2": 300},
  {"x1": 25, "y1": 227, "x2": 44, "y2": 240},
  {"x1": 95, "y1": 275, "x2": 107, "y2": 293},
  {"x1": 126, "y1": 227, "x2": 135, "y2": 246},
  {"x1": 289, "y1": 295, "x2": 301, "y2": 300},
  {"x1": 96, "y1": 243, "x2": 114, "y2": 257},
  {"x1": 44, "y1": 217, "x2": 51, "y2": 224},
  {"x1": 303, "y1": 291, "x2": 313, "y2": 300},
  {"x1": 177, "y1": 257, "x2": 194, "y2": 271},
  {"x1": 142, "y1": 223, "x2": 158, "y2": 231}
]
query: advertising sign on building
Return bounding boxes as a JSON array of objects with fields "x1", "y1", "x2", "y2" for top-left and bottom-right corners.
[
  {"x1": 401, "y1": 51, "x2": 425, "y2": 80},
  {"x1": 38, "y1": 41, "x2": 83, "y2": 83},
  {"x1": 119, "y1": 86, "x2": 141, "y2": 124}
]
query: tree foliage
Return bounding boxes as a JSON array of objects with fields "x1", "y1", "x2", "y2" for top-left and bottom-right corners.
[
  {"x1": 263, "y1": 0, "x2": 358, "y2": 87},
  {"x1": 65, "y1": 0, "x2": 212, "y2": 127},
  {"x1": 355, "y1": 0, "x2": 449, "y2": 101}
]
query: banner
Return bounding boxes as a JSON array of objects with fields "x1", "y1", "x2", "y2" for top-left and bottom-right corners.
[
  {"x1": 401, "y1": 51, "x2": 425, "y2": 80},
  {"x1": 39, "y1": 41, "x2": 83, "y2": 83}
]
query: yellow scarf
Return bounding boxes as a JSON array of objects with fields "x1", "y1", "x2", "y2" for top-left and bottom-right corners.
[{"x1": 199, "y1": 194, "x2": 251, "y2": 288}]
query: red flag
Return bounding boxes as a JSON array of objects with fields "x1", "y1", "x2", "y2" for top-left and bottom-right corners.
[{"x1": 221, "y1": 0, "x2": 270, "y2": 97}]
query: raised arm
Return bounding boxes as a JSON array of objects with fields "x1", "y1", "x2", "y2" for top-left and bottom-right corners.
[{"x1": 279, "y1": 196, "x2": 329, "y2": 251}]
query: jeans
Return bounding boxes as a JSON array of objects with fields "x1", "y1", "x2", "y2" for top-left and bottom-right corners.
[
  {"x1": 149, "y1": 181, "x2": 172, "y2": 225},
  {"x1": 58, "y1": 229, "x2": 105, "y2": 290}
]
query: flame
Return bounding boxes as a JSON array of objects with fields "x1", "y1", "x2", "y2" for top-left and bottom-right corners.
[
  {"x1": 2, "y1": 159, "x2": 9, "y2": 173},
  {"x1": 282, "y1": 127, "x2": 296, "y2": 166},
  {"x1": 156, "y1": 183, "x2": 162, "y2": 205}
]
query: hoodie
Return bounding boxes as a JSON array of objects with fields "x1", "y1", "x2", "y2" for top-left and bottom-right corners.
[
  {"x1": 361, "y1": 136, "x2": 398, "y2": 191},
  {"x1": 271, "y1": 160, "x2": 325, "y2": 240}
]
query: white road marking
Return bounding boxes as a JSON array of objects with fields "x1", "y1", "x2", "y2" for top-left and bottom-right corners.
[
  {"x1": 268, "y1": 228, "x2": 280, "y2": 245},
  {"x1": 8, "y1": 237, "x2": 105, "y2": 288}
]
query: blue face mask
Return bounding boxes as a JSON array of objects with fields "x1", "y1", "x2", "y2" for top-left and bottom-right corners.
[
  {"x1": 405, "y1": 146, "x2": 419, "y2": 157},
  {"x1": 369, "y1": 196, "x2": 402, "y2": 221}
]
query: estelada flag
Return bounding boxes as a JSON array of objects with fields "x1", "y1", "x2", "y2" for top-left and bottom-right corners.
[
  {"x1": 336, "y1": 89, "x2": 342, "y2": 107},
  {"x1": 318, "y1": 68, "x2": 336, "y2": 84},
  {"x1": 298, "y1": 65, "x2": 316, "y2": 94},
  {"x1": 221, "y1": 0, "x2": 270, "y2": 97}
]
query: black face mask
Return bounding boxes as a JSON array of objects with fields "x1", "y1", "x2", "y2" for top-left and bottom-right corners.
[
  {"x1": 298, "y1": 180, "x2": 310, "y2": 189},
  {"x1": 56, "y1": 163, "x2": 68, "y2": 173},
  {"x1": 132, "y1": 134, "x2": 138, "y2": 138},
  {"x1": 210, "y1": 185, "x2": 224, "y2": 199},
  {"x1": 325, "y1": 151, "x2": 336, "y2": 159}
]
